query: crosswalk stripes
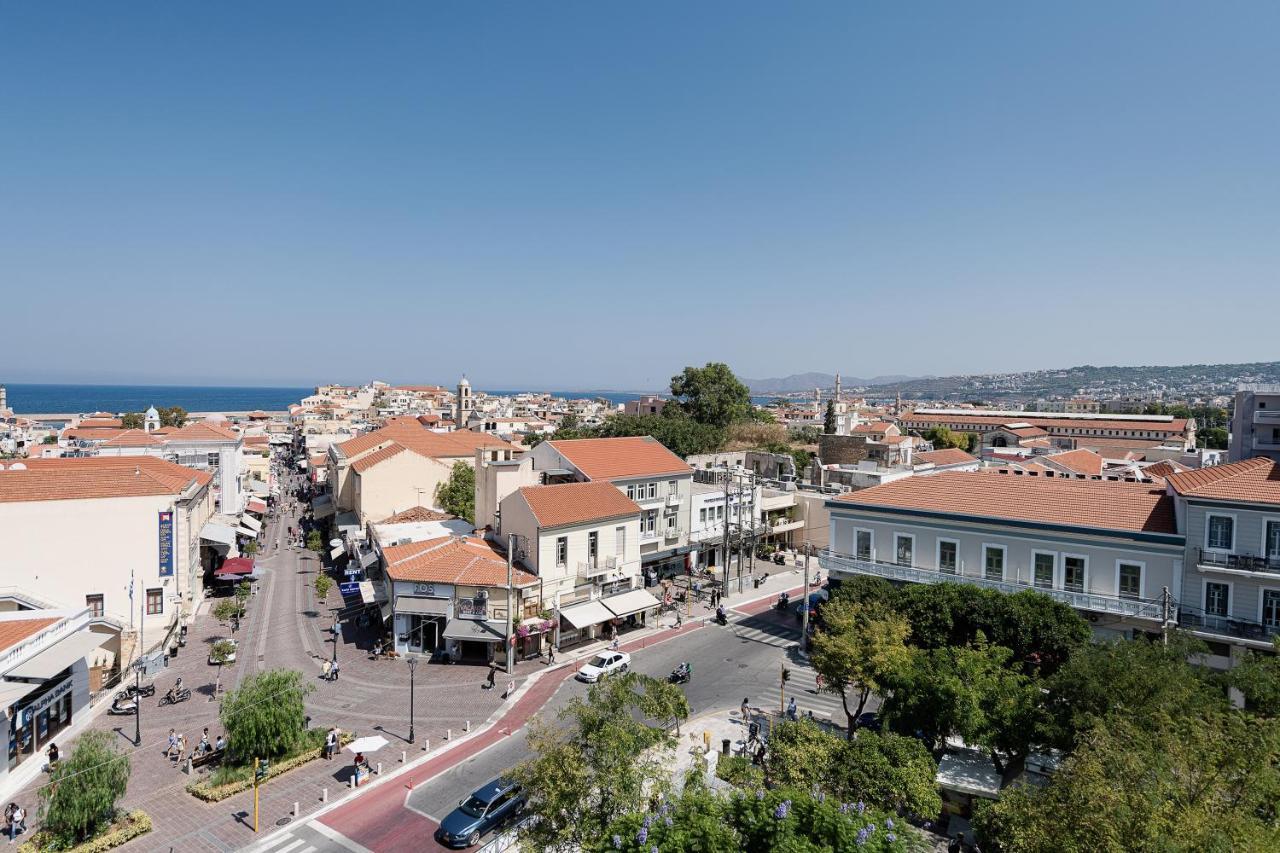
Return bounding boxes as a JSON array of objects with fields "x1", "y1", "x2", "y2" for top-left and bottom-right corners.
[
  {"x1": 727, "y1": 617, "x2": 797, "y2": 650},
  {"x1": 246, "y1": 819, "x2": 373, "y2": 853},
  {"x1": 784, "y1": 666, "x2": 850, "y2": 727},
  {"x1": 247, "y1": 832, "x2": 316, "y2": 853}
]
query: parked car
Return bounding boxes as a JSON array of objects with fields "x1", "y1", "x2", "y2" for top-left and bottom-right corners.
[
  {"x1": 435, "y1": 777, "x2": 526, "y2": 848},
  {"x1": 576, "y1": 651, "x2": 631, "y2": 683},
  {"x1": 208, "y1": 638, "x2": 238, "y2": 665}
]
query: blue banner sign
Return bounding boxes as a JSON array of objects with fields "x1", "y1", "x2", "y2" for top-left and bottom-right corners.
[
  {"x1": 338, "y1": 582, "x2": 361, "y2": 597},
  {"x1": 158, "y1": 511, "x2": 174, "y2": 577}
]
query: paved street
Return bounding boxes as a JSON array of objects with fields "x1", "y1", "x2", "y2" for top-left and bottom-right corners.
[{"x1": 250, "y1": 580, "x2": 855, "y2": 853}]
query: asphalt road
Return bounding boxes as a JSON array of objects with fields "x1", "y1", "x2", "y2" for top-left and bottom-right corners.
[{"x1": 250, "y1": 603, "x2": 864, "y2": 852}]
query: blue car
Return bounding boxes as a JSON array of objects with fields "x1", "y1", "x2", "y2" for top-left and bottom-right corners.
[{"x1": 434, "y1": 777, "x2": 526, "y2": 848}]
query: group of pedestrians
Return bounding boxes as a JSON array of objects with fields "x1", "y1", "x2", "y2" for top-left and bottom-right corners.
[
  {"x1": 5, "y1": 803, "x2": 26, "y2": 844},
  {"x1": 165, "y1": 727, "x2": 225, "y2": 764}
]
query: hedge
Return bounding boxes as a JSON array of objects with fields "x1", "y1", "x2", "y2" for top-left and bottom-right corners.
[
  {"x1": 18, "y1": 810, "x2": 151, "y2": 853},
  {"x1": 186, "y1": 730, "x2": 352, "y2": 802}
]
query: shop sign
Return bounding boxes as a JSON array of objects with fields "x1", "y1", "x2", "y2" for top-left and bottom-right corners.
[
  {"x1": 395, "y1": 582, "x2": 454, "y2": 599},
  {"x1": 158, "y1": 511, "x2": 174, "y2": 577},
  {"x1": 18, "y1": 679, "x2": 71, "y2": 727},
  {"x1": 457, "y1": 596, "x2": 488, "y2": 621}
]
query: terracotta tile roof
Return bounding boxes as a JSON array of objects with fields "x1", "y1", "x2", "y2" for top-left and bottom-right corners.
[
  {"x1": 0, "y1": 617, "x2": 59, "y2": 655},
  {"x1": 1002, "y1": 425, "x2": 1050, "y2": 438},
  {"x1": 78, "y1": 418, "x2": 123, "y2": 428},
  {"x1": 1166, "y1": 458, "x2": 1280, "y2": 506},
  {"x1": 165, "y1": 422, "x2": 240, "y2": 442},
  {"x1": 0, "y1": 457, "x2": 212, "y2": 503},
  {"x1": 834, "y1": 470, "x2": 1177, "y2": 534},
  {"x1": 243, "y1": 436, "x2": 270, "y2": 447},
  {"x1": 903, "y1": 412, "x2": 1190, "y2": 434},
  {"x1": 1043, "y1": 449, "x2": 1105, "y2": 477},
  {"x1": 349, "y1": 443, "x2": 411, "y2": 473},
  {"x1": 380, "y1": 506, "x2": 456, "y2": 524},
  {"x1": 395, "y1": 385, "x2": 448, "y2": 393},
  {"x1": 852, "y1": 422, "x2": 895, "y2": 434},
  {"x1": 62, "y1": 427, "x2": 126, "y2": 442},
  {"x1": 1074, "y1": 437, "x2": 1167, "y2": 450},
  {"x1": 382, "y1": 535, "x2": 537, "y2": 587},
  {"x1": 916, "y1": 449, "x2": 978, "y2": 466},
  {"x1": 546, "y1": 436, "x2": 692, "y2": 481},
  {"x1": 338, "y1": 420, "x2": 514, "y2": 461},
  {"x1": 1142, "y1": 460, "x2": 1188, "y2": 479},
  {"x1": 100, "y1": 429, "x2": 164, "y2": 448},
  {"x1": 516, "y1": 482, "x2": 642, "y2": 529}
]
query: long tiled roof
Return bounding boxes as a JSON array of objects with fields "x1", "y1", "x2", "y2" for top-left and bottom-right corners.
[
  {"x1": 382, "y1": 536, "x2": 537, "y2": 586},
  {"x1": 834, "y1": 470, "x2": 1177, "y2": 534},
  {"x1": 337, "y1": 420, "x2": 513, "y2": 461},
  {"x1": 0, "y1": 457, "x2": 212, "y2": 503},
  {"x1": 100, "y1": 429, "x2": 164, "y2": 448},
  {"x1": 902, "y1": 412, "x2": 1190, "y2": 434},
  {"x1": 546, "y1": 436, "x2": 691, "y2": 480},
  {"x1": 915, "y1": 448, "x2": 977, "y2": 466},
  {"x1": 1043, "y1": 449, "x2": 1105, "y2": 477},
  {"x1": 0, "y1": 617, "x2": 59, "y2": 655},
  {"x1": 1166, "y1": 458, "x2": 1280, "y2": 506},
  {"x1": 349, "y1": 443, "x2": 411, "y2": 473},
  {"x1": 165, "y1": 422, "x2": 241, "y2": 442},
  {"x1": 516, "y1": 482, "x2": 641, "y2": 529}
]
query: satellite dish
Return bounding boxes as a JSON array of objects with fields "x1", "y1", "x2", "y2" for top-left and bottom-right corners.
[{"x1": 329, "y1": 539, "x2": 343, "y2": 549}]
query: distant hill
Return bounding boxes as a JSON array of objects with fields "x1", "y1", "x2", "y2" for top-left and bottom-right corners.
[{"x1": 745, "y1": 373, "x2": 920, "y2": 395}]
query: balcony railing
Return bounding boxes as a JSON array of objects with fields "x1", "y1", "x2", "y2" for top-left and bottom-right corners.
[
  {"x1": 579, "y1": 555, "x2": 618, "y2": 579},
  {"x1": 818, "y1": 549, "x2": 1168, "y2": 621},
  {"x1": 1197, "y1": 548, "x2": 1280, "y2": 575},
  {"x1": 666, "y1": 493, "x2": 682, "y2": 507},
  {"x1": 664, "y1": 525, "x2": 684, "y2": 541},
  {"x1": 1178, "y1": 609, "x2": 1280, "y2": 643}
]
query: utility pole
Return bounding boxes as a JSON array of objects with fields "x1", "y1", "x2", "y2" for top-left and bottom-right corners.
[
  {"x1": 721, "y1": 468, "x2": 731, "y2": 599},
  {"x1": 1161, "y1": 586, "x2": 1173, "y2": 646},
  {"x1": 135, "y1": 584, "x2": 143, "y2": 746},
  {"x1": 407, "y1": 656, "x2": 417, "y2": 743},
  {"x1": 506, "y1": 533, "x2": 516, "y2": 673},
  {"x1": 800, "y1": 544, "x2": 811, "y2": 653}
]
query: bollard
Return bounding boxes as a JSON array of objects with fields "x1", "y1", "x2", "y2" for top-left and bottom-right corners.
[
  {"x1": 350, "y1": 775, "x2": 356, "y2": 789},
  {"x1": 322, "y1": 788, "x2": 328, "y2": 802},
  {"x1": 377, "y1": 762, "x2": 382, "y2": 775},
  {"x1": 424, "y1": 738, "x2": 430, "y2": 752},
  {"x1": 401, "y1": 750, "x2": 407, "y2": 763},
  {"x1": 465, "y1": 720, "x2": 470, "y2": 732},
  {"x1": 293, "y1": 802, "x2": 299, "y2": 817},
  {"x1": 446, "y1": 728, "x2": 451, "y2": 740},
  {"x1": 185, "y1": 758, "x2": 193, "y2": 775}
]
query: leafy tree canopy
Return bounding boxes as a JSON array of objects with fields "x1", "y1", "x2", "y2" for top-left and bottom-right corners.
[
  {"x1": 810, "y1": 598, "x2": 912, "y2": 735},
  {"x1": 823, "y1": 399, "x2": 837, "y2": 434},
  {"x1": 668, "y1": 362, "x2": 754, "y2": 428},
  {"x1": 436, "y1": 460, "x2": 476, "y2": 523},
  {"x1": 38, "y1": 730, "x2": 131, "y2": 846},
  {"x1": 220, "y1": 669, "x2": 312, "y2": 763}
]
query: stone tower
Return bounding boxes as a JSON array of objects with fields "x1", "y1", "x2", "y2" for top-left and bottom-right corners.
[
  {"x1": 455, "y1": 376, "x2": 473, "y2": 426},
  {"x1": 834, "y1": 372, "x2": 842, "y2": 404},
  {"x1": 144, "y1": 404, "x2": 161, "y2": 433}
]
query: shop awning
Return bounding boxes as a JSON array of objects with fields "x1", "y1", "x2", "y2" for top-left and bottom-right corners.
[
  {"x1": 239, "y1": 514, "x2": 263, "y2": 532},
  {"x1": 335, "y1": 511, "x2": 361, "y2": 535},
  {"x1": 0, "y1": 680, "x2": 39, "y2": 708},
  {"x1": 329, "y1": 545, "x2": 346, "y2": 560},
  {"x1": 602, "y1": 589, "x2": 662, "y2": 618},
  {"x1": 236, "y1": 526, "x2": 259, "y2": 539},
  {"x1": 442, "y1": 618, "x2": 506, "y2": 643},
  {"x1": 312, "y1": 495, "x2": 336, "y2": 519},
  {"x1": 395, "y1": 596, "x2": 450, "y2": 616},
  {"x1": 358, "y1": 549, "x2": 379, "y2": 569},
  {"x1": 200, "y1": 522, "x2": 237, "y2": 547},
  {"x1": 379, "y1": 600, "x2": 393, "y2": 623},
  {"x1": 560, "y1": 600, "x2": 614, "y2": 629},
  {"x1": 246, "y1": 497, "x2": 269, "y2": 514},
  {"x1": 359, "y1": 581, "x2": 376, "y2": 605},
  {"x1": 247, "y1": 480, "x2": 271, "y2": 496},
  {"x1": 216, "y1": 557, "x2": 255, "y2": 576},
  {"x1": 7, "y1": 632, "x2": 108, "y2": 680}
]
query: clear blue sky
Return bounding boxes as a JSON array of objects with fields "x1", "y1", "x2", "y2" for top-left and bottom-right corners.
[{"x1": 3, "y1": 2, "x2": 1278, "y2": 389}]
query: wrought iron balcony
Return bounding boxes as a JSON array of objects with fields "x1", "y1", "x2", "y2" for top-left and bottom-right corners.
[
  {"x1": 1197, "y1": 548, "x2": 1280, "y2": 575},
  {"x1": 1178, "y1": 609, "x2": 1280, "y2": 643},
  {"x1": 579, "y1": 555, "x2": 619, "y2": 579},
  {"x1": 817, "y1": 549, "x2": 1169, "y2": 622}
]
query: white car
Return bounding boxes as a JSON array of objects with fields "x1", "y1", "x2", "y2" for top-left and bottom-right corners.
[
  {"x1": 576, "y1": 651, "x2": 630, "y2": 683},
  {"x1": 209, "y1": 638, "x2": 238, "y2": 665}
]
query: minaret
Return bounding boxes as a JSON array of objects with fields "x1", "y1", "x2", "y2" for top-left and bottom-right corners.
[
  {"x1": 895, "y1": 389, "x2": 902, "y2": 417},
  {"x1": 814, "y1": 387, "x2": 821, "y2": 413},
  {"x1": 834, "y1": 372, "x2": 842, "y2": 404},
  {"x1": 456, "y1": 376, "x2": 473, "y2": 426}
]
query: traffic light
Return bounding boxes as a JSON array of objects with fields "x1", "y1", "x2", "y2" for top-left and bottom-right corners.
[
  {"x1": 781, "y1": 666, "x2": 791, "y2": 683},
  {"x1": 255, "y1": 759, "x2": 269, "y2": 781}
]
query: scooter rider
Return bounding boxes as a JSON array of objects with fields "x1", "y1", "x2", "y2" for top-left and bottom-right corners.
[
  {"x1": 715, "y1": 604, "x2": 727, "y2": 625},
  {"x1": 165, "y1": 677, "x2": 184, "y2": 704}
]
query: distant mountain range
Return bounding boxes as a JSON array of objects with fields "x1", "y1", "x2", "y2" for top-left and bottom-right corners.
[{"x1": 743, "y1": 372, "x2": 922, "y2": 395}]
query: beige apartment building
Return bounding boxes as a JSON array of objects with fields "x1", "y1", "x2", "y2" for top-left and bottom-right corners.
[{"x1": 0, "y1": 457, "x2": 216, "y2": 643}]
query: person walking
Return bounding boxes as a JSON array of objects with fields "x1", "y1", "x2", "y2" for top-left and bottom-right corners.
[
  {"x1": 546, "y1": 646, "x2": 556, "y2": 665},
  {"x1": 175, "y1": 733, "x2": 188, "y2": 764},
  {"x1": 740, "y1": 697, "x2": 750, "y2": 722},
  {"x1": 504, "y1": 680, "x2": 515, "y2": 700},
  {"x1": 324, "y1": 727, "x2": 337, "y2": 760},
  {"x1": 484, "y1": 665, "x2": 497, "y2": 690},
  {"x1": 786, "y1": 697, "x2": 798, "y2": 721},
  {"x1": 199, "y1": 728, "x2": 211, "y2": 756},
  {"x1": 165, "y1": 729, "x2": 178, "y2": 760},
  {"x1": 5, "y1": 803, "x2": 17, "y2": 844},
  {"x1": 321, "y1": 658, "x2": 331, "y2": 680}
]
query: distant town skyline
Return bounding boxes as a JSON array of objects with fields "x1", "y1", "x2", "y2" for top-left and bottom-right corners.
[{"x1": 3, "y1": 3, "x2": 1279, "y2": 387}]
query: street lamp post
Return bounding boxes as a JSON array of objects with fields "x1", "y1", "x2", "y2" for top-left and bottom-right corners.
[
  {"x1": 331, "y1": 617, "x2": 339, "y2": 664},
  {"x1": 407, "y1": 656, "x2": 418, "y2": 744},
  {"x1": 133, "y1": 659, "x2": 143, "y2": 746}
]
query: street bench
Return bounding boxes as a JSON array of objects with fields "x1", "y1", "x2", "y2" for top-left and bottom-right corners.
[{"x1": 190, "y1": 748, "x2": 225, "y2": 769}]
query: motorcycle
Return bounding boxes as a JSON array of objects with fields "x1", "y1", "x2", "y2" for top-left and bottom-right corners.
[
  {"x1": 159, "y1": 686, "x2": 192, "y2": 706},
  {"x1": 775, "y1": 592, "x2": 791, "y2": 612},
  {"x1": 715, "y1": 606, "x2": 728, "y2": 626},
  {"x1": 115, "y1": 682, "x2": 155, "y2": 702},
  {"x1": 107, "y1": 696, "x2": 137, "y2": 716},
  {"x1": 669, "y1": 663, "x2": 692, "y2": 684},
  {"x1": 772, "y1": 552, "x2": 787, "y2": 566}
]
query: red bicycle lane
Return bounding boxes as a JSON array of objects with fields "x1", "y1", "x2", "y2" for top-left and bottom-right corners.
[{"x1": 319, "y1": 622, "x2": 707, "y2": 852}]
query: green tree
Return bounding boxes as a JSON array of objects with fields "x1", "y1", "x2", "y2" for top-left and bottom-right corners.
[
  {"x1": 831, "y1": 730, "x2": 941, "y2": 819},
  {"x1": 810, "y1": 599, "x2": 913, "y2": 737},
  {"x1": 789, "y1": 447, "x2": 812, "y2": 481},
  {"x1": 668, "y1": 363, "x2": 753, "y2": 428},
  {"x1": 212, "y1": 598, "x2": 240, "y2": 623},
  {"x1": 159, "y1": 406, "x2": 188, "y2": 427},
  {"x1": 763, "y1": 718, "x2": 839, "y2": 790},
  {"x1": 38, "y1": 730, "x2": 131, "y2": 847},
  {"x1": 220, "y1": 669, "x2": 313, "y2": 764},
  {"x1": 788, "y1": 424, "x2": 821, "y2": 444},
  {"x1": 636, "y1": 676, "x2": 691, "y2": 735},
  {"x1": 823, "y1": 399, "x2": 837, "y2": 434},
  {"x1": 235, "y1": 580, "x2": 251, "y2": 617},
  {"x1": 598, "y1": 413, "x2": 726, "y2": 456},
  {"x1": 513, "y1": 672, "x2": 680, "y2": 852},
  {"x1": 314, "y1": 572, "x2": 333, "y2": 600},
  {"x1": 436, "y1": 460, "x2": 476, "y2": 523},
  {"x1": 591, "y1": 775, "x2": 739, "y2": 852},
  {"x1": 923, "y1": 426, "x2": 969, "y2": 450},
  {"x1": 1042, "y1": 635, "x2": 1223, "y2": 750},
  {"x1": 120, "y1": 412, "x2": 144, "y2": 429},
  {"x1": 306, "y1": 529, "x2": 324, "y2": 553},
  {"x1": 1199, "y1": 426, "x2": 1229, "y2": 450},
  {"x1": 41, "y1": 434, "x2": 58, "y2": 445},
  {"x1": 242, "y1": 538, "x2": 259, "y2": 556},
  {"x1": 881, "y1": 635, "x2": 1043, "y2": 771},
  {"x1": 210, "y1": 639, "x2": 236, "y2": 665},
  {"x1": 976, "y1": 710, "x2": 1280, "y2": 853},
  {"x1": 1228, "y1": 639, "x2": 1280, "y2": 717}
]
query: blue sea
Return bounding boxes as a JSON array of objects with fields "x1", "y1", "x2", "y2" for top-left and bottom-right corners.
[{"x1": 5, "y1": 383, "x2": 311, "y2": 415}]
